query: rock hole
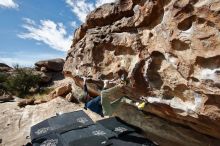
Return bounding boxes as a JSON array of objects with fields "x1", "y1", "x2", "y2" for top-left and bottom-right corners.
[
  {"x1": 117, "y1": 69, "x2": 128, "y2": 79},
  {"x1": 114, "y1": 46, "x2": 136, "y2": 56},
  {"x1": 205, "y1": 94, "x2": 220, "y2": 109},
  {"x1": 197, "y1": 18, "x2": 215, "y2": 27},
  {"x1": 147, "y1": 52, "x2": 164, "y2": 89},
  {"x1": 171, "y1": 39, "x2": 190, "y2": 51},
  {"x1": 191, "y1": 77, "x2": 200, "y2": 82},
  {"x1": 99, "y1": 72, "x2": 114, "y2": 80},
  {"x1": 163, "y1": 86, "x2": 174, "y2": 99},
  {"x1": 100, "y1": 34, "x2": 105, "y2": 39},
  {"x1": 147, "y1": 1, "x2": 165, "y2": 29},
  {"x1": 149, "y1": 32, "x2": 153, "y2": 39},
  {"x1": 196, "y1": 56, "x2": 220, "y2": 70},
  {"x1": 194, "y1": 56, "x2": 220, "y2": 86},
  {"x1": 130, "y1": 60, "x2": 150, "y2": 92},
  {"x1": 178, "y1": 15, "x2": 196, "y2": 31}
]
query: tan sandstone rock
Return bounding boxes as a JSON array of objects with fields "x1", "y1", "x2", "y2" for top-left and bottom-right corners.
[
  {"x1": 64, "y1": 0, "x2": 220, "y2": 143},
  {"x1": 65, "y1": 92, "x2": 78, "y2": 103},
  {"x1": 50, "y1": 84, "x2": 72, "y2": 99},
  {"x1": 17, "y1": 99, "x2": 35, "y2": 108}
]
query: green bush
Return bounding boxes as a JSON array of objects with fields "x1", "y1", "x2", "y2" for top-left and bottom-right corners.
[
  {"x1": 0, "y1": 73, "x2": 8, "y2": 93},
  {"x1": 0, "y1": 72, "x2": 8, "y2": 83},
  {"x1": 4, "y1": 65, "x2": 40, "y2": 97}
]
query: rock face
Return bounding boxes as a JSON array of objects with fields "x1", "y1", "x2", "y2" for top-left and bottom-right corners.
[
  {"x1": 114, "y1": 103, "x2": 220, "y2": 146},
  {"x1": 35, "y1": 58, "x2": 65, "y2": 72},
  {"x1": 64, "y1": 0, "x2": 220, "y2": 144}
]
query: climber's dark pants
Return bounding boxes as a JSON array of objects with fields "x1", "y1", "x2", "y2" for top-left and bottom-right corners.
[{"x1": 85, "y1": 96, "x2": 104, "y2": 117}]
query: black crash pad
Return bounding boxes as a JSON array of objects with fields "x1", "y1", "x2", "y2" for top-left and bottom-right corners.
[
  {"x1": 110, "y1": 132, "x2": 157, "y2": 146},
  {"x1": 97, "y1": 117, "x2": 137, "y2": 136},
  {"x1": 61, "y1": 124, "x2": 115, "y2": 144},
  {"x1": 31, "y1": 110, "x2": 94, "y2": 141},
  {"x1": 30, "y1": 110, "x2": 157, "y2": 146},
  {"x1": 32, "y1": 133, "x2": 63, "y2": 146}
]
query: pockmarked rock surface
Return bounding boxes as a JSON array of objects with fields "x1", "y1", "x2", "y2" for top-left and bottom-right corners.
[
  {"x1": 0, "y1": 97, "x2": 103, "y2": 146},
  {"x1": 64, "y1": 0, "x2": 220, "y2": 143}
]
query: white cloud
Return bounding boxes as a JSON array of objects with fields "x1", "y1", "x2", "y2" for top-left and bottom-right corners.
[
  {"x1": 96, "y1": 0, "x2": 116, "y2": 7},
  {"x1": 65, "y1": 0, "x2": 94, "y2": 22},
  {"x1": 65, "y1": 0, "x2": 116, "y2": 22},
  {"x1": 70, "y1": 21, "x2": 77, "y2": 28},
  {"x1": 18, "y1": 18, "x2": 72, "y2": 52},
  {"x1": 22, "y1": 18, "x2": 35, "y2": 25},
  {"x1": 0, "y1": 0, "x2": 18, "y2": 8}
]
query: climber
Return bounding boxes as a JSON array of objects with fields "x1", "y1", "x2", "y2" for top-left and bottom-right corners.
[
  {"x1": 101, "y1": 74, "x2": 148, "y2": 116},
  {"x1": 82, "y1": 77, "x2": 104, "y2": 117},
  {"x1": 81, "y1": 75, "x2": 128, "y2": 117},
  {"x1": 82, "y1": 74, "x2": 146, "y2": 117}
]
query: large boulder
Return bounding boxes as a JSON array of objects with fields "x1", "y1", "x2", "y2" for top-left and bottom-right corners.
[
  {"x1": 114, "y1": 103, "x2": 220, "y2": 146},
  {"x1": 64, "y1": 0, "x2": 220, "y2": 143},
  {"x1": 35, "y1": 58, "x2": 65, "y2": 72}
]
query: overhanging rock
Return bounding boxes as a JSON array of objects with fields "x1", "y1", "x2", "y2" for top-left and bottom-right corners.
[{"x1": 64, "y1": 0, "x2": 220, "y2": 143}]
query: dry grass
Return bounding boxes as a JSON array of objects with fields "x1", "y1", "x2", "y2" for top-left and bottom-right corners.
[{"x1": 24, "y1": 87, "x2": 54, "y2": 101}]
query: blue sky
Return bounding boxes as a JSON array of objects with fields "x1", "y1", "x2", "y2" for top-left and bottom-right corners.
[{"x1": 0, "y1": 0, "x2": 115, "y2": 66}]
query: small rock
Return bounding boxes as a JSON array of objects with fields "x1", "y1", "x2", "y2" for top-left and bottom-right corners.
[
  {"x1": 17, "y1": 99, "x2": 35, "y2": 108},
  {"x1": 65, "y1": 93, "x2": 78, "y2": 103},
  {"x1": 40, "y1": 72, "x2": 52, "y2": 83},
  {"x1": 34, "y1": 99, "x2": 47, "y2": 105},
  {"x1": 50, "y1": 84, "x2": 72, "y2": 99},
  {"x1": 40, "y1": 66, "x2": 47, "y2": 72}
]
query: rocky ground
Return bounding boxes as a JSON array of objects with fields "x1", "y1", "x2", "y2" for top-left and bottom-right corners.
[
  {"x1": 0, "y1": 97, "x2": 219, "y2": 146},
  {"x1": 0, "y1": 97, "x2": 103, "y2": 146}
]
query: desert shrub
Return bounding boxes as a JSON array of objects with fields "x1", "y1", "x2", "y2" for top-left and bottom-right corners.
[
  {"x1": 4, "y1": 65, "x2": 40, "y2": 97},
  {"x1": 24, "y1": 87, "x2": 54, "y2": 101},
  {"x1": 0, "y1": 72, "x2": 8, "y2": 83},
  {"x1": 0, "y1": 73, "x2": 9, "y2": 93}
]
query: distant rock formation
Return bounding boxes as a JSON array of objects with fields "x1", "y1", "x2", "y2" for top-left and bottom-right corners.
[
  {"x1": 34, "y1": 58, "x2": 65, "y2": 84},
  {"x1": 64, "y1": 0, "x2": 220, "y2": 144},
  {"x1": 35, "y1": 58, "x2": 65, "y2": 72},
  {"x1": 0, "y1": 63, "x2": 12, "y2": 72}
]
